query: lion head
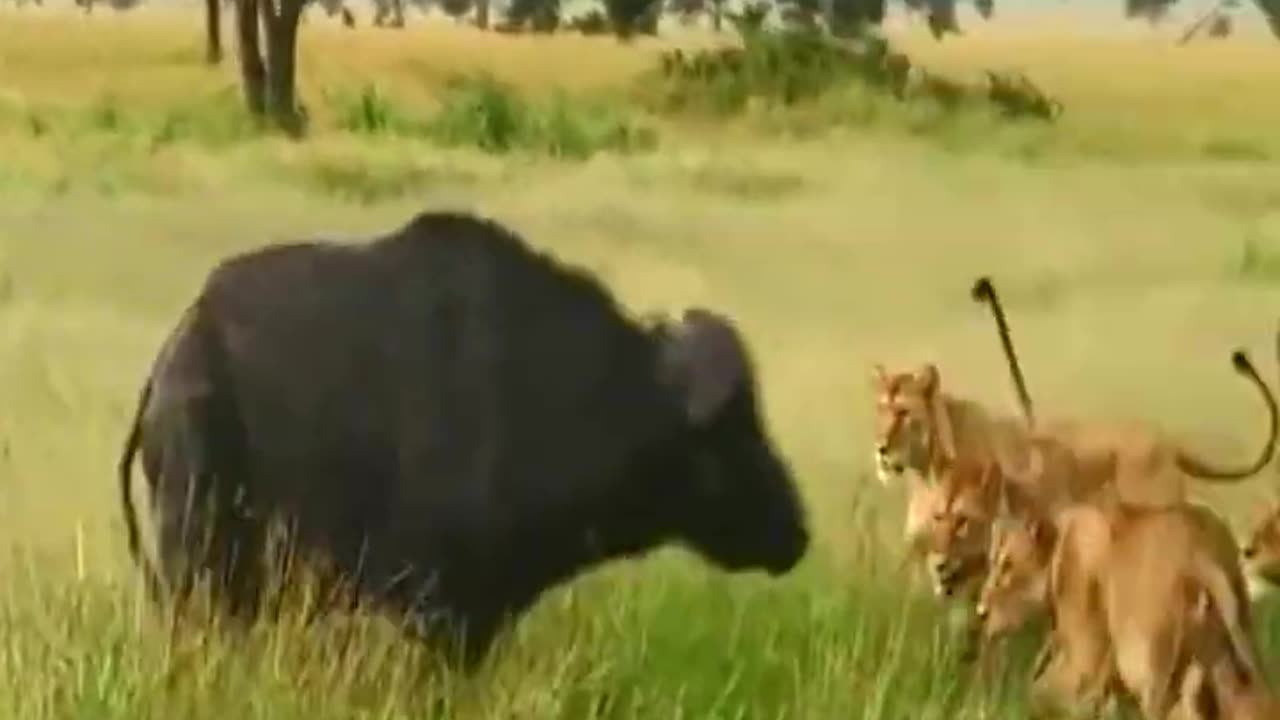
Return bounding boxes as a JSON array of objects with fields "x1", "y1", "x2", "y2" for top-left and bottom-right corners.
[
  {"x1": 870, "y1": 362, "x2": 955, "y2": 486},
  {"x1": 976, "y1": 483, "x2": 1056, "y2": 640},
  {"x1": 1241, "y1": 501, "x2": 1280, "y2": 593},
  {"x1": 924, "y1": 455, "x2": 1003, "y2": 600}
]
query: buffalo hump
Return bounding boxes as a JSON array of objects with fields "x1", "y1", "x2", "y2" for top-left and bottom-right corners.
[{"x1": 120, "y1": 210, "x2": 809, "y2": 667}]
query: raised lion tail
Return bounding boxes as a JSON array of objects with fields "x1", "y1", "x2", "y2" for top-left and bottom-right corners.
[
  {"x1": 971, "y1": 276, "x2": 1036, "y2": 427},
  {"x1": 1177, "y1": 349, "x2": 1278, "y2": 482}
]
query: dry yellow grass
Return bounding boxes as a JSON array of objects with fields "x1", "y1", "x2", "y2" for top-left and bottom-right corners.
[{"x1": 1, "y1": 6, "x2": 1280, "y2": 719}]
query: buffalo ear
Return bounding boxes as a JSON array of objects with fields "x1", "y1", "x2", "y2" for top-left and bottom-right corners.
[
  {"x1": 659, "y1": 308, "x2": 748, "y2": 425},
  {"x1": 640, "y1": 310, "x2": 674, "y2": 336}
]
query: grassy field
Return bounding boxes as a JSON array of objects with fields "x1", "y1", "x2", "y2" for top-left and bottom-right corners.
[{"x1": 2, "y1": 4, "x2": 1280, "y2": 718}]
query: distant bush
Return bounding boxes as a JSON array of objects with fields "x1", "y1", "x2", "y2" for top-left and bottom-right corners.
[
  {"x1": 426, "y1": 75, "x2": 657, "y2": 159},
  {"x1": 640, "y1": 29, "x2": 910, "y2": 116},
  {"x1": 564, "y1": 9, "x2": 611, "y2": 34},
  {"x1": 324, "y1": 76, "x2": 657, "y2": 160},
  {"x1": 638, "y1": 26, "x2": 1066, "y2": 134}
]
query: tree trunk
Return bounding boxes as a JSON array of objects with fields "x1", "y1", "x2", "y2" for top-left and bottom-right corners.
[
  {"x1": 711, "y1": 0, "x2": 722, "y2": 31},
  {"x1": 206, "y1": 0, "x2": 224, "y2": 64},
  {"x1": 236, "y1": 0, "x2": 266, "y2": 116},
  {"x1": 1254, "y1": 0, "x2": 1280, "y2": 39},
  {"x1": 476, "y1": 0, "x2": 490, "y2": 29},
  {"x1": 261, "y1": 0, "x2": 305, "y2": 134}
]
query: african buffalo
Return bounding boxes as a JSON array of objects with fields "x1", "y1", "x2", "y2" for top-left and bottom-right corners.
[{"x1": 119, "y1": 210, "x2": 810, "y2": 667}]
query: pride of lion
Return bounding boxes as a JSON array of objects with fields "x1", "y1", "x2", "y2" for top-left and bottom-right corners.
[{"x1": 873, "y1": 276, "x2": 1280, "y2": 719}]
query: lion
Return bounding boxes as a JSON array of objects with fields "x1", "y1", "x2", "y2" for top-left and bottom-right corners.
[
  {"x1": 976, "y1": 484, "x2": 1270, "y2": 720},
  {"x1": 870, "y1": 278, "x2": 1278, "y2": 511},
  {"x1": 1101, "y1": 502, "x2": 1267, "y2": 720},
  {"x1": 975, "y1": 483, "x2": 1117, "y2": 716},
  {"x1": 1241, "y1": 502, "x2": 1280, "y2": 597},
  {"x1": 914, "y1": 443, "x2": 1099, "y2": 665},
  {"x1": 918, "y1": 455, "x2": 1001, "y2": 601},
  {"x1": 917, "y1": 422, "x2": 1118, "y2": 597},
  {"x1": 1172, "y1": 584, "x2": 1280, "y2": 720}
]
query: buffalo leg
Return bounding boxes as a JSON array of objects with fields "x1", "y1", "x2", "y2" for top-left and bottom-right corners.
[{"x1": 147, "y1": 398, "x2": 263, "y2": 626}]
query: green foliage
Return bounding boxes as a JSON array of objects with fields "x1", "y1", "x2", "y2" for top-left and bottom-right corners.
[
  {"x1": 501, "y1": 0, "x2": 563, "y2": 33},
  {"x1": 602, "y1": 0, "x2": 661, "y2": 38},
  {"x1": 564, "y1": 9, "x2": 611, "y2": 34},
  {"x1": 642, "y1": 29, "x2": 906, "y2": 116},
  {"x1": 327, "y1": 83, "x2": 426, "y2": 136},
  {"x1": 640, "y1": 26, "x2": 1068, "y2": 145},
  {"x1": 423, "y1": 75, "x2": 658, "y2": 159},
  {"x1": 324, "y1": 76, "x2": 657, "y2": 159},
  {"x1": 0, "y1": 88, "x2": 259, "y2": 148},
  {"x1": 827, "y1": 0, "x2": 887, "y2": 37}
]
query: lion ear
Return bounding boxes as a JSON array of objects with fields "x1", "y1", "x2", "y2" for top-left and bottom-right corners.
[
  {"x1": 914, "y1": 363, "x2": 941, "y2": 395},
  {"x1": 871, "y1": 362, "x2": 888, "y2": 389}
]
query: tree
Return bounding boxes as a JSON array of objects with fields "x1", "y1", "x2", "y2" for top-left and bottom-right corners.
[
  {"x1": 604, "y1": 0, "x2": 662, "y2": 37},
  {"x1": 233, "y1": 0, "x2": 306, "y2": 134},
  {"x1": 1125, "y1": 0, "x2": 1175, "y2": 23},
  {"x1": 206, "y1": 0, "x2": 224, "y2": 64},
  {"x1": 1256, "y1": 0, "x2": 1280, "y2": 39},
  {"x1": 503, "y1": 0, "x2": 561, "y2": 31},
  {"x1": 827, "y1": 0, "x2": 885, "y2": 36},
  {"x1": 373, "y1": 0, "x2": 406, "y2": 26},
  {"x1": 439, "y1": 0, "x2": 474, "y2": 22}
]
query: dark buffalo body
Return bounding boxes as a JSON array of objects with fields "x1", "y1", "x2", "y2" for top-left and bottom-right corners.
[{"x1": 119, "y1": 210, "x2": 809, "y2": 666}]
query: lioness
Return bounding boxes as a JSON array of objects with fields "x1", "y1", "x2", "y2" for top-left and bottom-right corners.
[
  {"x1": 920, "y1": 426, "x2": 1115, "y2": 600},
  {"x1": 977, "y1": 486, "x2": 1270, "y2": 720},
  {"x1": 976, "y1": 483, "x2": 1117, "y2": 716},
  {"x1": 870, "y1": 278, "x2": 1278, "y2": 519},
  {"x1": 887, "y1": 345, "x2": 1272, "y2": 624},
  {"x1": 1241, "y1": 502, "x2": 1280, "y2": 596},
  {"x1": 1102, "y1": 503, "x2": 1266, "y2": 720},
  {"x1": 918, "y1": 453, "x2": 1065, "y2": 664},
  {"x1": 1173, "y1": 584, "x2": 1280, "y2": 720},
  {"x1": 1239, "y1": 326, "x2": 1280, "y2": 599}
]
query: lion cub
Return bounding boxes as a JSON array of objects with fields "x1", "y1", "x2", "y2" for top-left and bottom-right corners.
[{"x1": 977, "y1": 488, "x2": 1272, "y2": 720}]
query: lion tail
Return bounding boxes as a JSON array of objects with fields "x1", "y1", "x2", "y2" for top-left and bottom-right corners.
[
  {"x1": 971, "y1": 276, "x2": 1036, "y2": 428},
  {"x1": 1177, "y1": 349, "x2": 1278, "y2": 483}
]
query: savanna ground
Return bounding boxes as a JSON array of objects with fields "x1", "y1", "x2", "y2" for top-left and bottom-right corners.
[{"x1": 2, "y1": 4, "x2": 1280, "y2": 718}]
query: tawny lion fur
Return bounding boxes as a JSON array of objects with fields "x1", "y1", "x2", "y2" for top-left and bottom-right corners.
[
  {"x1": 977, "y1": 486, "x2": 1273, "y2": 720},
  {"x1": 873, "y1": 276, "x2": 1277, "y2": 559}
]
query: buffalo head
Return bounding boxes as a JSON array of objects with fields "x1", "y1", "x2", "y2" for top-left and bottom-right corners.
[{"x1": 653, "y1": 308, "x2": 810, "y2": 576}]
